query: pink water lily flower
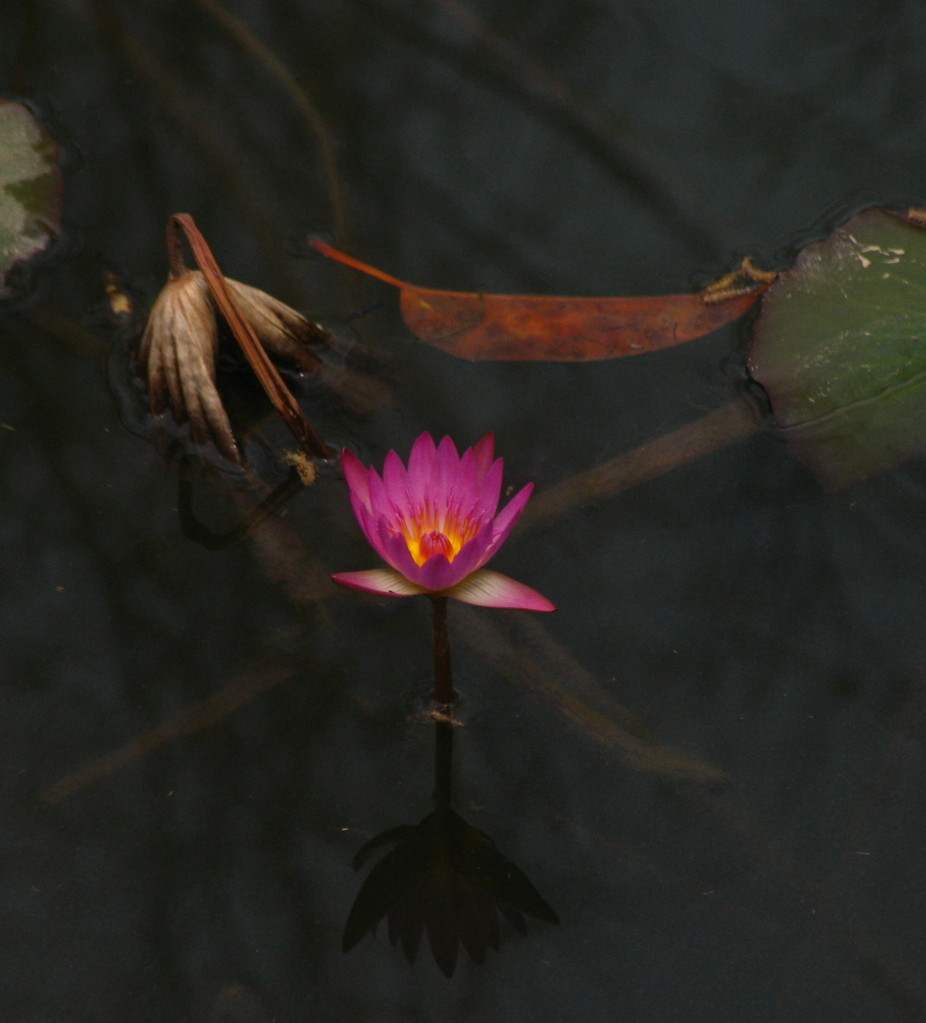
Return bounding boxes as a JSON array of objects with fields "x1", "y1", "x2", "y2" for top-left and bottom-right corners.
[{"x1": 333, "y1": 433, "x2": 555, "y2": 611}]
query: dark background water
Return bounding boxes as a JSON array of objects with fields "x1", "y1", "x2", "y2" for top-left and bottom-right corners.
[{"x1": 4, "y1": 1, "x2": 926, "y2": 1020}]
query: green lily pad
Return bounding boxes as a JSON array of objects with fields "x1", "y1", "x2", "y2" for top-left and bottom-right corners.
[
  {"x1": 0, "y1": 99, "x2": 61, "y2": 297},
  {"x1": 748, "y1": 206, "x2": 926, "y2": 488}
]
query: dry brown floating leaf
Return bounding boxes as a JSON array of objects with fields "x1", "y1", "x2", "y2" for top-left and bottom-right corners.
[{"x1": 310, "y1": 239, "x2": 768, "y2": 361}]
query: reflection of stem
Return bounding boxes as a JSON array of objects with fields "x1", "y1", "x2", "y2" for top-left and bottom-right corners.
[
  {"x1": 429, "y1": 595, "x2": 457, "y2": 705},
  {"x1": 433, "y1": 718, "x2": 454, "y2": 810}
]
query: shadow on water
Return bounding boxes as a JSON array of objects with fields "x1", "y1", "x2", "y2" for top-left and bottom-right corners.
[{"x1": 343, "y1": 713, "x2": 559, "y2": 977}]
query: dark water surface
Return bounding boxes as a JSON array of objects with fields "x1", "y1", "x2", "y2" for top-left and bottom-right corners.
[{"x1": 4, "y1": 2, "x2": 926, "y2": 1020}]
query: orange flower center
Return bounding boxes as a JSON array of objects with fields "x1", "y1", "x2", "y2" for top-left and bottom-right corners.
[
  {"x1": 400, "y1": 507, "x2": 481, "y2": 567},
  {"x1": 418, "y1": 530, "x2": 454, "y2": 564}
]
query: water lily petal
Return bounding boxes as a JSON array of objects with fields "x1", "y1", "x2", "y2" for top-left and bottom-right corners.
[
  {"x1": 332, "y1": 569, "x2": 428, "y2": 597},
  {"x1": 342, "y1": 448, "x2": 373, "y2": 508},
  {"x1": 488, "y1": 483, "x2": 533, "y2": 548},
  {"x1": 472, "y1": 456, "x2": 503, "y2": 520},
  {"x1": 447, "y1": 446, "x2": 476, "y2": 511},
  {"x1": 443, "y1": 445, "x2": 483, "y2": 536},
  {"x1": 366, "y1": 466, "x2": 392, "y2": 519},
  {"x1": 352, "y1": 503, "x2": 394, "y2": 565},
  {"x1": 382, "y1": 448, "x2": 412, "y2": 510},
  {"x1": 407, "y1": 432, "x2": 439, "y2": 508},
  {"x1": 450, "y1": 441, "x2": 497, "y2": 517},
  {"x1": 378, "y1": 521, "x2": 427, "y2": 579},
  {"x1": 443, "y1": 570, "x2": 555, "y2": 611},
  {"x1": 471, "y1": 433, "x2": 495, "y2": 479},
  {"x1": 436, "y1": 435, "x2": 462, "y2": 496},
  {"x1": 445, "y1": 519, "x2": 495, "y2": 578},
  {"x1": 415, "y1": 550, "x2": 468, "y2": 591}
]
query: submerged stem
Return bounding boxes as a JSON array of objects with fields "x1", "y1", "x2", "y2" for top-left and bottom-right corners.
[
  {"x1": 429, "y1": 595, "x2": 457, "y2": 705},
  {"x1": 516, "y1": 399, "x2": 758, "y2": 531}
]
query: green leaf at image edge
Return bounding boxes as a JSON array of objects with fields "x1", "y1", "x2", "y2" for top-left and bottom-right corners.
[
  {"x1": 0, "y1": 99, "x2": 62, "y2": 297},
  {"x1": 748, "y1": 207, "x2": 926, "y2": 489}
]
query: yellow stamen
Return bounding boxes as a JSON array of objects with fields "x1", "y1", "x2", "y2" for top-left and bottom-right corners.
[
  {"x1": 419, "y1": 530, "x2": 454, "y2": 563},
  {"x1": 399, "y1": 506, "x2": 480, "y2": 566}
]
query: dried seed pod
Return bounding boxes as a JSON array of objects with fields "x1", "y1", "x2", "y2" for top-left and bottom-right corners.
[{"x1": 137, "y1": 270, "x2": 239, "y2": 463}]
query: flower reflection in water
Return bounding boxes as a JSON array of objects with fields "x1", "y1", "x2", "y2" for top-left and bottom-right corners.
[{"x1": 343, "y1": 719, "x2": 558, "y2": 977}]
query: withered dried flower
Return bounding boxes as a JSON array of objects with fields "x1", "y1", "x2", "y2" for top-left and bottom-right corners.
[
  {"x1": 137, "y1": 269, "x2": 332, "y2": 464},
  {"x1": 137, "y1": 269, "x2": 239, "y2": 463}
]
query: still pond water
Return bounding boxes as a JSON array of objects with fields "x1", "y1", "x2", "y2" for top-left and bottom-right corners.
[{"x1": 3, "y1": 2, "x2": 926, "y2": 1020}]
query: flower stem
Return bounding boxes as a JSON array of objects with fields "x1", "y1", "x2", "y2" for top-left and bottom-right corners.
[{"x1": 429, "y1": 595, "x2": 457, "y2": 705}]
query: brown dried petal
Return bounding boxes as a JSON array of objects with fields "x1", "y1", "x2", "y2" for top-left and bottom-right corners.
[
  {"x1": 223, "y1": 275, "x2": 391, "y2": 418},
  {"x1": 137, "y1": 271, "x2": 239, "y2": 463},
  {"x1": 223, "y1": 277, "x2": 326, "y2": 374}
]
